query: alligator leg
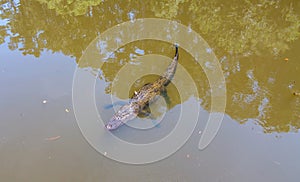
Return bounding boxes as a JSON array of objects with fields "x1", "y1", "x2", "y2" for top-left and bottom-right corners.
[
  {"x1": 138, "y1": 106, "x2": 161, "y2": 128},
  {"x1": 160, "y1": 88, "x2": 171, "y2": 107},
  {"x1": 138, "y1": 105, "x2": 151, "y2": 118}
]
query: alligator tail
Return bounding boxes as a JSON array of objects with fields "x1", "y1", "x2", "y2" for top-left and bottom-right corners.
[
  {"x1": 174, "y1": 44, "x2": 179, "y2": 60},
  {"x1": 162, "y1": 44, "x2": 179, "y2": 86}
]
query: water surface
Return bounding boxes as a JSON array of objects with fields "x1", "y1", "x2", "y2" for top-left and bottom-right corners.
[{"x1": 0, "y1": 0, "x2": 300, "y2": 181}]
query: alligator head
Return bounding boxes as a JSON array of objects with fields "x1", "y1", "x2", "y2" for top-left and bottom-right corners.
[{"x1": 105, "y1": 104, "x2": 139, "y2": 130}]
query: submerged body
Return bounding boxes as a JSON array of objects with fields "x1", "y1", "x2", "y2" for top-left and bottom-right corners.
[{"x1": 105, "y1": 45, "x2": 179, "y2": 130}]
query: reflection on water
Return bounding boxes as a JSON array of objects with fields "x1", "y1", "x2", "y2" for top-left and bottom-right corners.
[{"x1": 1, "y1": 0, "x2": 299, "y2": 133}]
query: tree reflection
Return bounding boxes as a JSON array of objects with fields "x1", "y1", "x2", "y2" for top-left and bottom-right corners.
[
  {"x1": 153, "y1": 0, "x2": 300, "y2": 56},
  {"x1": 0, "y1": 0, "x2": 300, "y2": 133},
  {"x1": 1, "y1": 0, "x2": 299, "y2": 58},
  {"x1": 36, "y1": 0, "x2": 105, "y2": 16}
]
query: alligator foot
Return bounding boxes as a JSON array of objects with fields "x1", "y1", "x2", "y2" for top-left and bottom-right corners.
[{"x1": 138, "y1": 106, "x2": 151, "y2": 118}]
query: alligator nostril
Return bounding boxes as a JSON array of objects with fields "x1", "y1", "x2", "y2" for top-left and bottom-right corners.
[{"x1": 106, "y1": 124, "x2": 112, "y2": 130}]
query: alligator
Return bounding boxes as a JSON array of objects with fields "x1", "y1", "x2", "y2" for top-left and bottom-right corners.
[{"x1": 105, "y1": 44, "x2": 179, "y2": 130}]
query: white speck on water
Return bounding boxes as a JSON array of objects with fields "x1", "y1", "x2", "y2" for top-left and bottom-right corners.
[
  {"x1": 117, "y1": 48, "x2": 125, "y2": 53},
  {"x1": 206, "y1": 48, "x2": 212, "y2": 54},
  {"x1": 236, "y1": 61, "x2": 240, "y2": 72},
  {"x1": 128, "y1": 11, "x2": 136, "y2": 22},
  {"x1": 65, "y1": 109, "x2": 70, "y2": 113},
  {"x1": 205, "y1": 61, "x2": 214, "y2": 69},
  {"x1": 247, "y1": 69, "x2": 254, "y2": 80},
  {"x1": 36, "y1": 30, "x2": 44, "y2": 38},
  {"x1": 224, "y1": 71, "x2": 230, "y2": 78},
  {"x1": 198, "y1": 130, "x2": 202, "y2": 135},
  {"x1": 42, "y1": 100, "x2": 47, "y2": 104},
  {"x1": 252, "y1": 80, "x2": 259, "y2": 93},
  {"x1": 135, "y1": 48, "x2": 145, "y2": 55},
  {"x1": 104, "y1": 152, "x2": 107, "y2": 156},
  {"x1": 219, "y1": 56, "x2": 227, "y2": 63},
  {"x1": 187, "y1": 24, "x2": 192, "y2": 33},
  {"x1": 288, "y1": 82, "x2": 295, "y2": 89},
  {"x1": 104, "y1": 52, "x2": 115, "y2": 60}
]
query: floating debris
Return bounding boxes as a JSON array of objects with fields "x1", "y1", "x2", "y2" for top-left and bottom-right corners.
[
  {"x1": 127, "y1": 10, "x2": 136, "y2": 22},
  {"x1": 293, "y1": 92, "x2": 300, "y2": 96},
  {"x1": 284, "y1": 58, "x2": 289, "y2": 62},
  {"x1": 42, "y1": 100, "x2": 47, "y2": 104},
  {"x1": 65, "y1": 108, "x2": 70, "y2": 113},
  {"x1": 45, "y1": 136, "x2": 61, "y2": 141},
  {"x1": 104, "y1": 152, "x2": 107, "y2": 156},
  {"x1": 186, "y1": 154, "x2": 190, "y2": 158},
  {"x1": 134, "y1": 48, "x2": 145, "y2": 55}
]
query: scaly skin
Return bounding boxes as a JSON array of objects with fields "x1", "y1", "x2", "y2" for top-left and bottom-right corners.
[{"x1": 105, "y1": 45, "x2": 179, "y2": 130}]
